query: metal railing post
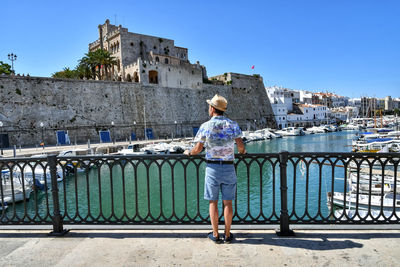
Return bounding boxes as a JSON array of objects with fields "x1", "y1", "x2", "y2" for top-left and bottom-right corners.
[
  {"x1": 48, "y1": 155, "x2": 69, "y2": 236},
  {"x1": 276, "y1": 151, "x2": 295, "y2": 236}
]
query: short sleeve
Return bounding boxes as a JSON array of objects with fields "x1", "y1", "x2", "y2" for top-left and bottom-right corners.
[
  {"x1": 233, "y1": 123, "x2": 242, "y2": 138},
  {"x1": 194, "y1": 122, "x2": 207, "y2": 144}
]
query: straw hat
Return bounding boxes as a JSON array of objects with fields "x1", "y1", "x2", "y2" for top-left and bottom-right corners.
[{"x1": 206, "y1": 94, "x2": 228, "y2": 112}]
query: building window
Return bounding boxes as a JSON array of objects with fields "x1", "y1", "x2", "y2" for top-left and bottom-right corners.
[
  {"x1": 133, "y1": 72, "x2": 139, "y2": 82},
  {"x1": 130, "y1": 42, "x2": 134, "y2": 46},
  {"x1": 155, "y1": 57, "x2": 159, "y2": 62},
  {"x1": 164, "y1": 58, "x2": 169, "y2": 64},
  {"x1": 149, "y1": 70, "x2": 158, "y2": 84}
]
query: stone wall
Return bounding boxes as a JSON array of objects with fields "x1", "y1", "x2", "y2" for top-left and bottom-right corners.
[{"x1": 0, "y1": 75, "x2": 276, "y2": 147}]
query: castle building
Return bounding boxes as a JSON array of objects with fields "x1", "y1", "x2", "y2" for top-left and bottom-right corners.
[{"x1": 89, "y1": 19, "x2": 207, "y2": 88}]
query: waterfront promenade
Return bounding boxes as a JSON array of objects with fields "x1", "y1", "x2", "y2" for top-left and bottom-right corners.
[
  {"x1": 1, "y1": 229, "x2": 400, "y2": 266},
  {"x1": 0, "y1": 138, "x2": 187, "y2": 158}
]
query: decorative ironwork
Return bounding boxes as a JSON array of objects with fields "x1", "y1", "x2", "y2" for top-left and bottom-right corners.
[{"x1": 0, "y1": 152, "x2": 399, "y2": 235}]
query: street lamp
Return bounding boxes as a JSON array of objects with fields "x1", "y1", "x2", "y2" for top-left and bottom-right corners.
[
  {"x1": 174, "y1": 121, "x2": 178, "y2": 139},
  {"x1": 254, "y1": 119, "x2": 257, "y2": 130},
  {"x1": 7, "y1": 53, "x2": 17, "y2": 74},
  {"x1": 111, "y1": 121, "x2": 115, "y2": 144},
  {"x1": 40, "y1": 122, "x2": 45, "y2": 149},
  {"x1": 0, "y1": 121, "x2": 3, "y2": 155},
  {"x1": 133, "y1": 121, "x2": 137, "y2": 140}
]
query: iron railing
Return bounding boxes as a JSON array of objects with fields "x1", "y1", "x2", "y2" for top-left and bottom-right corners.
[{"x1": 0, "y1": 152, "x2": 399, "y2": 235}]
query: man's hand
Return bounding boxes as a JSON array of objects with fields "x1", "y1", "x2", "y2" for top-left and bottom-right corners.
[
  {"x1": 183, "y1": 149, "x2": 190, "y2": 156},
  {"x1": 235, "y1": 138, "x2": 246, "y2": 154}
]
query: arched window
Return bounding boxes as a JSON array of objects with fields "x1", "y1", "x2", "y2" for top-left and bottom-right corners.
[
  {"x1": 155, "y1": 57, "x2": 159, "y2": 62},
  {"x1": 149, "y1": 70, "x2": 158, "y2": 84},
  {"x1": 133, "y1": 72, "x2": 139, "y2": 82},
  {"x1": 126, "y1": 74, "x2": 132, "y2": 82},
  {"x1": 164, "y1": 58, "x2": 169, "y2": 64}
]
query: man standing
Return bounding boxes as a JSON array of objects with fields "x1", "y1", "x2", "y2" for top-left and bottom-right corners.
[{"x1": 184, "y1": 94, "x2": 246, "y2": 243}]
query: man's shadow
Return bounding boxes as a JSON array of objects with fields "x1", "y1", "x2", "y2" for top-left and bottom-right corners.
[{"x1": 231, "y1": 231, "x2": 400, "y2": 250}]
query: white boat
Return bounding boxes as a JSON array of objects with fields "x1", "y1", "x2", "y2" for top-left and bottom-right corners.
[
  {"x1": 254, "y1": 129, "x2": 273, "y2": 139},
  {"x1": 333, "y1": 208, "x2": 400, "y2": 221},
  {"x1": 350, "y1": 182, "x2": 392, "y2": 195},
  {"x1": 139, "y1": 142, "x2": 189, "y2": 154},
  {"x1": 306, "y1": 126, "x2": 326, "y2": 134},
  {"x1": 118, "y1": 145, "x2": 147, "y2": 156},
  {"x1": 268, "y1": 129, "x2": 282, "y2": 138},
  {"x1": 0, "y1": 170, "x2": 33, "y2": 204},
  {"x1": 275, "y1": 127, "x2": 302, "y2": 136},
  {"x1": 58, "y1": 149, "x2": 93, "y2": 172},
  {"x1": 22, "y1": 165, "x2": 64, "y2": 186},
  {"x1": 328, "y1": 191, "x2": 400, "y2": 211},
  {"x1": 321, "y1": 125, "x2": 337, "y2": 132}
]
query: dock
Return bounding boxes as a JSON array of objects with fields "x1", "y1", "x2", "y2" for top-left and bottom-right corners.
[{"x1": 0, "y1": 138, "x2": 193, "y2": 158}]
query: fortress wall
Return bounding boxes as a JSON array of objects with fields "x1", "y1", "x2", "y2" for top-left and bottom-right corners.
[{"x1": 0, "y1": 76, "x2": 275, "y2": 147}]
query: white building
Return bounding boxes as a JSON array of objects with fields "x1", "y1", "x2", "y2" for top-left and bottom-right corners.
[
  {"x1": 271, "y1": 103, "x2": 288, "y2": 129},
  {"x1": 299, "y1": 90, "x2": 313, "y2": 104},
  {"x1": 266, "y1": 86, "x2": 293, "y2": 112},
  {"x1": 329, "y1": 106, "x2": 358, "y2": 122},
  {"x1": 286, "y1": 104, "x2": 328, "y2": 127}
]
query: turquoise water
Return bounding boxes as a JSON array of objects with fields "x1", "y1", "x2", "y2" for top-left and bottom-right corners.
[{"x1": 4, "y1": 131, "x2": 356, "y2": 223}]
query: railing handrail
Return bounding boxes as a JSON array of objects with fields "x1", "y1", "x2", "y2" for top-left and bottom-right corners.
[{"x1": 0, "y1": 152, "x2": 399, "y2": 236}]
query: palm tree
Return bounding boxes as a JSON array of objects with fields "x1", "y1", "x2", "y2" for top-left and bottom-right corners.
[
  {"x1": 80, "y1": 49, "x2": 117, "y2": 80},
  {"x1": 93, "y1": 49, "x2": 118, "y2": 80}
]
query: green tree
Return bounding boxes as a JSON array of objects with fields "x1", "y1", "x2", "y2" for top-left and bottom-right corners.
[
  {"x1": 394, "y1": 108, "x2": 400, "y2": 116},
  {"x1": 51, "y1": 67, "x2": 78, "y2": 79},
  {"x1": 79, "y1": 49, "x2": 117, "y2": 80},
  {"x1": 0, "y1": 61, "x2": 12, "y2": 75},
  {"x1": 52, "y1": 49, "x2": 117, "y2": 80}
]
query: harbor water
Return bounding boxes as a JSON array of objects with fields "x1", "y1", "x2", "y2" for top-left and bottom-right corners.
[{"x1": 6, "y1": 131, "x2": 356, "y2": 223}]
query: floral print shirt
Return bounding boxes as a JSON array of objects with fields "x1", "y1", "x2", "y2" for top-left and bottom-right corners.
[{"x1": 194, "y1": 116, "x2": 242, "y2": 161}]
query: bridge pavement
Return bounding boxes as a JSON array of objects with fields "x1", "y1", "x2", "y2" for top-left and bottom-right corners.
[{"x1": 0, "y1": 229, "x2": 399, "y2": 266}]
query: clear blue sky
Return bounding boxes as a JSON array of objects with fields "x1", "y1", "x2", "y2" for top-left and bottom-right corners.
[{"x1": 1, "y1": 0, "x2": 399, "y2": 98}]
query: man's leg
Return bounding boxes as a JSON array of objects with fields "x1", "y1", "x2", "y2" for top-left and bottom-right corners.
[
  {"x1": 209, "y1": 200, "x2": 219, "y2": 237},
  {"x1": 223, "y1": 200, "x2": 233, "y2": 237}
]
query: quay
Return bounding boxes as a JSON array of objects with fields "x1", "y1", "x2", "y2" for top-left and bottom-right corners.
[
  {"x1": 0, "y1": 229, "x2": 400, "y2": 266},
  {"x1": 0, "y1": 138, "x2": 191, "y2": 158}
]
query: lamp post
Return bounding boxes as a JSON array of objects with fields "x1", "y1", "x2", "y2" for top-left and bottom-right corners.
[
  {"x1": 174, "y1": 121, "x2": 177, "y2": 139},
  {"x1": 40, "y1": 122, "x2": 45, "y2": 149},
  {"x1": 254, "y1": 119, "x2": 257, "y2": 130},
  {"x1": 111, "y1": 121, "x2": 115, "y2": 144},
  {"x1": 133, "y1": 121, "x2": 136, "y2": 141},
  {"x1": 0, "y1": 121, "x2": 3, "y2": 155},
  {"x1": 7, "y1": 53, "x2": 17, "y2": 74}
]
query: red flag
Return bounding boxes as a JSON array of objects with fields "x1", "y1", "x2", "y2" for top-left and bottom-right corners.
[{"x1": 251, "y1": 65, "x2": 255, "y2": 69}]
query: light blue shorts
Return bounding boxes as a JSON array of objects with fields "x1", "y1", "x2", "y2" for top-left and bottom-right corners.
[{"x1": 204, "y1": 163, "x2": 237, "y2": 201}]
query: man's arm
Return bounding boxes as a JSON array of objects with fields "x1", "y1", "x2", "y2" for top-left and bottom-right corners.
[
  {"x1": 184, "y1": 142, "x2": 204, "y2": 156},
  {"x1": 235, "y1": 138, "x2": 246, "y2": 154}
]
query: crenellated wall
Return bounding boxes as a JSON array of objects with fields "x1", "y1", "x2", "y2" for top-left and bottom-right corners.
[{"x1": 0, "y1": 75, "x2": 276, "y2": 147}]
